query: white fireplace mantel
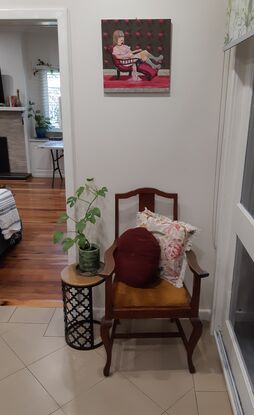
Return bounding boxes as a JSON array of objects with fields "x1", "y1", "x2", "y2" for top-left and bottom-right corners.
[{"x1": 0, "y1": 107, "x2": 25, "y2": 112}]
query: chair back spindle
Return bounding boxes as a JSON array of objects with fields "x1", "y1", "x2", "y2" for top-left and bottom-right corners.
[
  {"x1": 138, "y1": 193, "x2": 155, "y2": 212},
  {"x1": 115, "y1": 188, "x2": 178, "y2": 239}
]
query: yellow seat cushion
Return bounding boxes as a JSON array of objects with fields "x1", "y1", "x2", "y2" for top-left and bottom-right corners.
[{"x1": 113, "y1": 278, "x2": 191, "y2": 308}]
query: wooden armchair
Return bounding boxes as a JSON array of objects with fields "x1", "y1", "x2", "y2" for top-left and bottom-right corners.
[{"x1": 99, "y1": 188, "x2": 209, "y2": 376}]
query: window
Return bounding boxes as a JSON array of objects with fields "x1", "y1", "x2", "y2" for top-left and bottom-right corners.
[{"x1": 41, "y1": 70, "x2": 61, "y2": 130}]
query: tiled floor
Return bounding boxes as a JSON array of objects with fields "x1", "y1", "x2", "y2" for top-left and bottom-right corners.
[{"x1": 0, "y1": 306, "x2": 233, "y2": 415}]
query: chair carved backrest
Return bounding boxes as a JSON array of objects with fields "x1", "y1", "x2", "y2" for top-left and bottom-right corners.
[{"x1": 115, "y1": 187, "x2": 178, "y2": 239}]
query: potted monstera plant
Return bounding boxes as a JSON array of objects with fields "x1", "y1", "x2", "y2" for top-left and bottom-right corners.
[{"x1": 53, "y1": 178, "x2": 108, "y2": 274}]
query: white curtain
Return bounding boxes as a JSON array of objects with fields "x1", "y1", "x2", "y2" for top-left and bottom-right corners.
[{"x1": 225, "y1": 0, "x2": 254, "y2": 50}]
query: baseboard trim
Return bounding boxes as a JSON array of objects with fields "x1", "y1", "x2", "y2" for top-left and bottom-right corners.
[{"x1": 199, "y1": 309, "x2": 211, "y2": 321}]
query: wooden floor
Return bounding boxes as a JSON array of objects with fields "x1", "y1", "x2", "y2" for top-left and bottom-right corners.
[{"x1": 0, "y1": 177, "x2": 67, "y2": 306}]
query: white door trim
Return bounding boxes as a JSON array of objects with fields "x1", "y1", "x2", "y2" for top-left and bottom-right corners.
[
  {"x1": 211, "y1": 46, "x2": 238, "y2": 332},
  {"x1": 212, "y1": 40, "x2": 254, "y2": 332},
  {"x1": 212, "y1": 38, "x2": 254, "y2": 415},
  {"x1": 0, "y1": 7, "x2": 76, "y2": 263}
]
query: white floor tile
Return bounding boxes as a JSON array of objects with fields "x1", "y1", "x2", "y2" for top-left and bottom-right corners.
[
  {"x1": 111, "y1": 320, "x2": 222, "y2": 374},
  {"x1": 0, "y1": 337, "x2": 24, "y2": 380},
  {"x1": 44, "y1": 308, "x2": 65, "y2": 337},
  {"x1": 124, "y1": 370, "x2": 193, "y2": 410},
  {"x1": 117, "y1": 337, "x2": 189, "y2": 372},
  {"x1": 0, "y1": 322, "x2": 33, "y2": 336},
  {"x1": 0, "y1": 368, "x2": 58, "y2": 415},
  {"x1": 193, "y1": 373, "x2": 226, "y2": 391},
  {"x1": 9, "y1": 307, "x2": 55, "y2": 323},
  {"x1": 196, "y1": 391, "x2": 233, "y2": 415},
  {"x1": 0, "y1": 308, "x2": 232, "y2": 415},
  {"x1": 167, "y1": 389, "x2": 198, "y2": 415},
  {"x1": 62, "y1": 373, "x2": 162, "y2": 415},
  {"x1": 194, "y1": 322, "x2": 223, "y2": 373},
  {"x1": 0, "y1": 306, "x2": 16, "y2": 322},
  {"x1": 2, "y1": 323, "x2": 65, "y2": 365},
  {"x1": 29, "y1": 346, "x2": 104, "y2": 406},
  {"x1": 96, "y1": 338, "x2": 145, "y2": 373}
]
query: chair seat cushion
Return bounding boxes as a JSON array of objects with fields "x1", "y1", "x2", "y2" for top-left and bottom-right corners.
[
  {"x1": 113, "y1": 278, "x2": 191, "y2": 308},
  {"x1": 114, "y1": 227, "x2": 160, "y2": 288}
]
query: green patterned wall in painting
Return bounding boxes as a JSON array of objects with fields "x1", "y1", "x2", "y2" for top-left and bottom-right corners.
[{"x1": 225, "y1": 0, "x2": 254, "y2": 49}]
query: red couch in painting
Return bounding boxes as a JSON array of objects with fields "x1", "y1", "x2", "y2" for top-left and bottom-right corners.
[{"x1": 108, "y1": 46, "x2": 158, "y2": 81}]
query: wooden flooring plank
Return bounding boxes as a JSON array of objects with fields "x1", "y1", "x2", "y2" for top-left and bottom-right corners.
[{"x1": 0, "y1": 177, "x2": 67, "y2": 306}]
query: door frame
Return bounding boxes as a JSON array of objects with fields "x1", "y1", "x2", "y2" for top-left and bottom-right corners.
[
  {"x1": 212, "y1": 39, "x2": 254, "y2": 331},
  {"x1": 212, "y1": 38, "x2": 254, "y2": 415},
  {"x1": 0, "y1": 7, "x2": 76, "y2": 262}
]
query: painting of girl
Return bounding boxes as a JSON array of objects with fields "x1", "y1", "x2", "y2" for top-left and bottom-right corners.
[{"x1": 101, "y1": 19, "x2": 171, "y2": 92}]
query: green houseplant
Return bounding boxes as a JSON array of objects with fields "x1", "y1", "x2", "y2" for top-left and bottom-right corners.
[
  {"x1": 53, "y1": 178, "x2": 108, "y2": 274},
  {"x1": 28, "y1": 100, "x2": 51, "y2": 138}
]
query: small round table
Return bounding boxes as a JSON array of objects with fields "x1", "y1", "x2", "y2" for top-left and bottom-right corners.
[{"x1": 61, "y1": 264, "x2": 104, "y2": 350}]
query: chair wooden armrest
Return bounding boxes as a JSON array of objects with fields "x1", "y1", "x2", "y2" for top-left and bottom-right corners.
[
  {"x1": 99, "y1": 240, "x2": 117, "y2": 278},
  {"x1": 186, "y1": 250, "x2": 209, "y2": 278},
  {"x1": 187, "y1": 250, "x2": 209, "y2": 315},
  {"x1": 186, "y1": 251, "x2": 209, "y2": 278}
]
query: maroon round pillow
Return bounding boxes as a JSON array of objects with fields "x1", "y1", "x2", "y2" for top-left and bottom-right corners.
[{"x1": 114, "y1": 227, "x2": 160, "y2": 288}]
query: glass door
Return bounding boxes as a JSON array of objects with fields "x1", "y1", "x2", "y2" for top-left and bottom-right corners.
[
  {"x1": 214, "y1": 37, "x2": 254, "y2": 415},
  {"x1": 230, "y1": 238, "x2": 254, "y2": 394}
]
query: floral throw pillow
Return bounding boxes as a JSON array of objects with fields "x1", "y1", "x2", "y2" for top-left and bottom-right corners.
[{"x1": 136, "y1": 208, "x2": 198, "y2": 288}]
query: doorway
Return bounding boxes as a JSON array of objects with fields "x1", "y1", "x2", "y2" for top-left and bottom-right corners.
[{"x1": 0, "y1": 9, "x2": 74, "y2": 306}]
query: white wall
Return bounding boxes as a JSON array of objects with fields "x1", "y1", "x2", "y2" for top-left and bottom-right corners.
[
  {"x1": 0, "y1": 31, "x2": 26, "y2": 104},
  {"x1": 0, "y1": 0, "x2": 226, "y2": 313},
  {"x1": 0, "y1": 28, "x2": 59, "y2": 137},
  {"x1": 22, "y1": 29, "x2": 59, "y2": 111},
  {"x1": 22, "y1": 29, "x2": 59, "y2": 137}
]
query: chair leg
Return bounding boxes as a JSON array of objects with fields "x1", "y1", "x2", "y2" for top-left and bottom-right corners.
[
  {"x1": 187, "y1": 318, "x2": 203, "y2": 373},
  {"x1": 100, "y1": 317, "x2": 113, "y2": 377},
  {"x1": 117, "y1": 70, "x2": 120, "y2": 79}
]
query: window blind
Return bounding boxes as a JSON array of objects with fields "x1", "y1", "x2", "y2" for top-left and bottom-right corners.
[{"x1": 40, "y1": 69, "x2": 61, "y2": 130}]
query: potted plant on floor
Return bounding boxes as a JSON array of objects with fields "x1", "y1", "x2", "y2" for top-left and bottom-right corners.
[
  {"x1": 28, "y1": 101, "x2": 51, "y2": 138},
  {"x1": 53, "y1": 178, "x2": 108, "y2": 274}
]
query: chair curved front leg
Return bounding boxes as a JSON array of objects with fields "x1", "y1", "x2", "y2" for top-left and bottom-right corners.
[
  {"x1": 187, "y1": 318, "x2": 203, "y2": 373},
  {"x1": 100, "y1": 317, "x2": 113, "y2": 377},
  {"x1": 100, "y1": 241, "x2": 117, "y2": 377}
]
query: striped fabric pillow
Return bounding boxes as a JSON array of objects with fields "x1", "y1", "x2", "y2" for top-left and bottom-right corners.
[{"x1": 0, "y1": 189, "x2": 21, "y2": 240}]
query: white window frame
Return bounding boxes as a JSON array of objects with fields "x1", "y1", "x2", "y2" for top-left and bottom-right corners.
[{"x1": 40, "y1": 69, "x2": 62, "y2": 131}]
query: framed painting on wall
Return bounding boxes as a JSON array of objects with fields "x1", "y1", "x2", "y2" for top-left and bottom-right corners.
[{"x1": 101, "y1": 19, "x2": 171, "y2": 93}]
